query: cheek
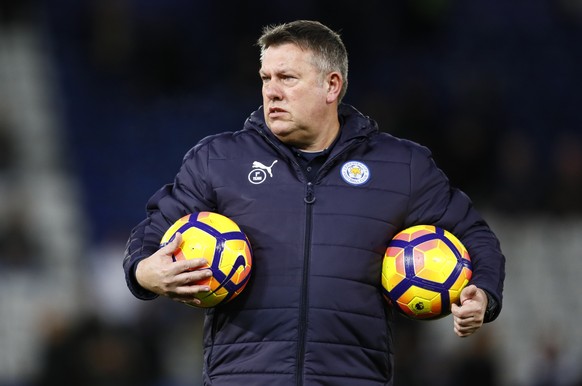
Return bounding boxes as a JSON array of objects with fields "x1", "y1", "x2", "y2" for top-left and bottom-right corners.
[
  {"x1": 290, "y1": 86, "x2": 324, "y2": 105},
  {"x1": 300, "y1": 89, "x2": 327, "y2": 111}
]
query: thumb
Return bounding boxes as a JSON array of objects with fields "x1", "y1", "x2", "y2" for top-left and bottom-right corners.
[
  {"x1": 161, "y1": 232, "x2": 183, "y2": 255},
  {"x1": 460, "y1": 284, "x2": 478, "y2": 304}
]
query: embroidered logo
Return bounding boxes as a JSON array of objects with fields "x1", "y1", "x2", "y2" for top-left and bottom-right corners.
[
  {"x1": 248, "y1": 160, "x2": 278, "y2": 184},
  {"x1": 341, "y1": 161, "x2": 370, "y2": 186}
]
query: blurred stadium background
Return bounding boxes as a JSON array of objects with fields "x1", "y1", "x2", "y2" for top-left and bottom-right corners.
[{"x1": 1, "y1": 1, "x2": 581, "y2": 385}]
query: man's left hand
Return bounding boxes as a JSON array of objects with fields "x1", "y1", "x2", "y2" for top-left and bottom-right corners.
[{"x1": 451, "y1": 284, "x2": 487, "y2": 337}]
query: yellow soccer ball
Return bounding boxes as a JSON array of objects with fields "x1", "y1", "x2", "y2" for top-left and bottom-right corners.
[
  {"x1": 382, "y1": 225, "x2": 472, "y2": 320},
  {"x1": 160, "y1": 212, "x2": 253, "y2": 308}
]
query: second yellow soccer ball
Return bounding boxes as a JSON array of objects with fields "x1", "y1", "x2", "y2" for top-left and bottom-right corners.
[{"x1": 382, "y1": 225, "x2": 472, "y2": 320}]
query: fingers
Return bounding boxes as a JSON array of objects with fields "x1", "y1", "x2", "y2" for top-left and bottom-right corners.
[
  {"x1": 162, "y1": 262, "x2": 212, "y2": 292},
  {"x1": 452, "y1": 302, "x2": 484, "y2": 337},
  {"x1": 454, "y1": 319, "x2": 474, "y2": 338},
  {"x1": 179, "y1": 257, "x2": 210, "y2": 271},
  {"x1": 175, "y1": 267, "x2": 212, "y2": 288},
  {"x1": 454, "y1": 319, "x2": 482, "y2": 337},
  {"x1": 167, "y1": 269, "x2": 213, "y2": 305},
  {"x1": 451, "y1": 289, "x2": 486, "y2": 337},
  {"x1": 137, "y1": 231, "x2": 212, "y2": 303}
]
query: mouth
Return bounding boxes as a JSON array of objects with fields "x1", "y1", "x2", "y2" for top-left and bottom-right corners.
[{"x1": 268, "y1": 107, "x2": 287, "y2": 117}]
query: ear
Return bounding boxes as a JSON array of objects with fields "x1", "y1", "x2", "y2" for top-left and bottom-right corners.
[{"x1": 325, "y1": 72, "x2": 343, "y2": 103}]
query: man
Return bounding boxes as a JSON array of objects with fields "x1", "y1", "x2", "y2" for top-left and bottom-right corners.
[{"x1": 124, "y1": 20, "x2": 505, "y2": 386}]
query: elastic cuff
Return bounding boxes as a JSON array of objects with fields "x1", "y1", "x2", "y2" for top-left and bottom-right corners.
[{"x1": 126, "y1": 259, "x2": 159, "y2": 300}]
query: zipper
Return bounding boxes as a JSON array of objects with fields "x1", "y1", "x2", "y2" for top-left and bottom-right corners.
[
  {"x1": 256, "y1": 129, "x2": 365, "y2": 385},
  {"x1": 254, "y1": 130, "x2": 312, "y2": 385},
  {"x1": 296, "y1": 181, "x2": 315, "y2": 386},
  {"x1": 294, "y1": 138, "x2": 365, "y2": 385}
]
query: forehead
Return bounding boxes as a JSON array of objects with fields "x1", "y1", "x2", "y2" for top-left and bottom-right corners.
[{"x1": 260, "y1": 43, "x2": 315, "y2": 72}]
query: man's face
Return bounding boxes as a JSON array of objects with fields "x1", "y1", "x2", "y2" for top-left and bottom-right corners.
[{"x1": 259, "y1": 43, "x2": 331, "y2": 149}]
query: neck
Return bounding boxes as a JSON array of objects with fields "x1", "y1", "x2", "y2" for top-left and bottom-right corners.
[{"x1": 303, "y1": 118, "x2": 340, "y2": 152}]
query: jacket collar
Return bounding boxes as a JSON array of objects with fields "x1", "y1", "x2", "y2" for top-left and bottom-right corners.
[{"x1": 245, "y1": 103, "x2": 378, "y2": 147}]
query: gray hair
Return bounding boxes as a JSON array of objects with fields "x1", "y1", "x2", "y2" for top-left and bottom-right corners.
[{"x1": 257, "y1": 20, "x2": 349, "y2": 102}]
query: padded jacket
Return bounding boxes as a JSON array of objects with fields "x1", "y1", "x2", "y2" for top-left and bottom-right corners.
[{"x1": 124, "y1": 104, "x2": 505, "y2": 386}]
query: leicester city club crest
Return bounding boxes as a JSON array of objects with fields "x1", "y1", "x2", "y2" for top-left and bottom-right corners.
[{"x1": 341, "y1": 161, "x2": 370, "y2": 186}]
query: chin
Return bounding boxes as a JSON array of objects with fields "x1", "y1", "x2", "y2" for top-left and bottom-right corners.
[
  {"x1": 267, "y1": 122, "x2": 292, "y2": 137},
  {"x1": 275, "y1": 134, "x2": 307, "y2": 149},
  {"x1": 271, "y1": 130, "x2": 299, "y2": 146},
  {"x1": 267, "y1": 121, "x2": 306, "y2": 146}
]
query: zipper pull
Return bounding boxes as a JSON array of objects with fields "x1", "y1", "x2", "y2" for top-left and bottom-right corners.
[{"x1": 304, "y1": 182, "x2": 316, "y2": 204}]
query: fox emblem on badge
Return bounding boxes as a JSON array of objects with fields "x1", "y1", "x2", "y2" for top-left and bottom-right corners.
[{"x1": 341, "y1": 161, "x2": 370, "y2": 186}]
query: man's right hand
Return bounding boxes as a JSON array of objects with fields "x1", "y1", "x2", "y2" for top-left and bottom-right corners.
[{"x1": 135, "y1": 233, "x2": 213, "y2": 306}]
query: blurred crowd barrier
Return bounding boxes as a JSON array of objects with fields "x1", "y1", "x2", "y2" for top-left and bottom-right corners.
[{"x1": 2, "y1": 208, "x2": 582, "y2": 386}]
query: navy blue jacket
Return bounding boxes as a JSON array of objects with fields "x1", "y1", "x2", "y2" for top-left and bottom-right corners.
[{"x1": 124, "y1": 104, "x2": 505, "y2": 386}]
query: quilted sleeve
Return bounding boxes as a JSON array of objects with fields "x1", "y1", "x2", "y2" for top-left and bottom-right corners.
[{"x1": 404, "y1": 144, "x2": 505, "y2": 322}]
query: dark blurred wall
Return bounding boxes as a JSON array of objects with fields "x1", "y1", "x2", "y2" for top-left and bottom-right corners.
[{"x1": 39, "y1": 0, "x2": 582, "y2": 243}]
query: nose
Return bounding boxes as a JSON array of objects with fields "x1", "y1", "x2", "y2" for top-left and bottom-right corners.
[{"x1": 263, "y1": 80, "x2": 282, "y2": 101}]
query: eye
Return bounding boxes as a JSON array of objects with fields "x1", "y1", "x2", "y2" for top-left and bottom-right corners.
[
  {"x1": 260, "y1": 74, "x2": 270, "y2": 83},
  {"x1": 282, "y1": 75, "x2": 296, "y2": 84}
]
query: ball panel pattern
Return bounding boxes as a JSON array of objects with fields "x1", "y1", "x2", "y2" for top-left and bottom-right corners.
[
  {"x1": 160, "y1": 212, "x2": 253, "y2": 308},
  {"x1": 382, "y1": 225, "x2": 472, "y2": 320}
]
